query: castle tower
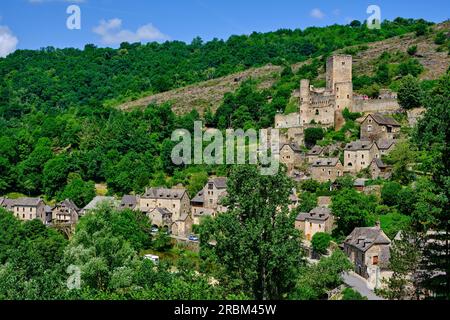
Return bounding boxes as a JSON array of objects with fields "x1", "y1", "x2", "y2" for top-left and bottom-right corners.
[
  {"x1": 299, "y1": 79, "x2": 310, "y2": 125},
  {"x1": 326, "y1": 55, "x2": 352, "y2": 91}
]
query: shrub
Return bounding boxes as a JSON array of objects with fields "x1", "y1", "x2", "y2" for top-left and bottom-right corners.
[{"x1": 311, "y1": 232, "x2": 332, "y2": 255}]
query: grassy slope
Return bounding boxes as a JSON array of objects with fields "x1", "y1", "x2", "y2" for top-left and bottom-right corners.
[{"x1": 117, "y1": 22, "x2": 449, "y2": 115}]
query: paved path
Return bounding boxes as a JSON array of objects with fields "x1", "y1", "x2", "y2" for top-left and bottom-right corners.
[{"x1": 342, "y1": 272, "x2": 385, "y2": 300}]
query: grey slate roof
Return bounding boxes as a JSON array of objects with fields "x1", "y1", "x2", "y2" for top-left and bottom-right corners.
[
  {"x1": 83, "y1": 196, "x2": 116, "y2": 211},
  {"x1": 376, "y1": 139, "x2": 396, "y2": 150},
  {"x1": 307, "y1": 145, "x2": 324, "y2": 156},
  {"x1": 312, "y1": 158, "x2": 340, "y2": 167},
  {"x1": 372, "y1": 158, "x2": 387, "y2": 169},
  {"x1": 149, "y1": 207, "x2": 173, "y2": 218},
  {"x1": 296, "y1": 207, "x2": 331, "y2": 222},
  {"x1": 280, "y1": 142, "x2": 302, "y2": 153},
  {"x1": 191, "y1": 190, "x2": 205, "y2": 204},
  {"x1": 143, "y1": 188, "x2": 186, "y2": 199},
  {"x1": 344, "y1": 226, "x2": 391, "y2": 252},
  {"x1": 58, "y1": 199, "x2": 79, "y2": 211},
  {"x1": 13, "y1": 198, "x2": 43, "y2": 207},
  {"x1": 354, "y1": 178, "x2": 368, "y2": 187},
  {"x1": 366, "y1": 113, "x2": 400, "y2": 127},
  {"x1": 0, "y1": 198, "x2": 15, "y2": 210},
  {"x1": 120, "y1": 195, "x2": 138, "y2": 209},
  {"x1": 209, "y1": 177, "x2": 228, "y2": 189},
  {"x1": 345, "y1": 140, "x2": 374, "y2": 151}
]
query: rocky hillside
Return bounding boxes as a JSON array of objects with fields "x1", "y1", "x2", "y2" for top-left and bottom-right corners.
[{"x1": 117, "y1": 22, "x2": 449, "y2": 115}]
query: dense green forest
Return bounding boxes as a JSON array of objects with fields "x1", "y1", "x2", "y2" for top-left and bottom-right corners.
[{"x1": 0, "y1": 18, "x2": 438, "y2": 202}]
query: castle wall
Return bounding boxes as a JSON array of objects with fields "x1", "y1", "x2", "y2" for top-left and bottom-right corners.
[
  {"x1": 275, "y1": 113, "x2": 300, "y2": 128},
  {"x1": 352, "y1": 99, "x2": 400, "y2": 114}
]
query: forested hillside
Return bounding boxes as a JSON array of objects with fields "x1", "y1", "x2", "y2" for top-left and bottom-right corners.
[{"x1": 0, "y1": 17, "x2": 447, "y2": 203}]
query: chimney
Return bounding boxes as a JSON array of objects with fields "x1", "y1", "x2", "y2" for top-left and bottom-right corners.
[{"x1": 375, "y1": 221, "x2": 381, "y2": 229}]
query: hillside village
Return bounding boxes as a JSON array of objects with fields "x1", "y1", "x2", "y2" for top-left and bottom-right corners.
[
  {"x1": 0, "y1": 54, "x2": 421, "y2": 293},
  {"x1": 0, "y1": 16, "x2": 448, "y2": 301}
]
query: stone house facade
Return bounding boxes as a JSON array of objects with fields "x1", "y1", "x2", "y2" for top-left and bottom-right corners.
[
  {"x1": 139, "y1": 187, "x2": 192, "y2": 237},
  {"x1": 279, "y1": 142, "x2": 303, "y2": 172},
  {"x1": 370, "y1": 158, "x2": 392, "y2": 179},
  {"x1": 295, "y1": 207, "x2": 335, "y2": 241},
  {"x1": 360, "y1": 113, "x2": 401, "y2": 141},
  {"x1": 8, "y1": 198, "x2": 46, "y2": 223},
  {"x1": 343, "y1": 224, "x2": 391, "y2": 279},
  {"x1": 344, "y1": 140, "x2": 379, "y2": 173},
  {"x1": 191, "y1": 177, "x2": 228, "y2": 225},
  {"x1": 52, "y1": 199, "x2": 79, "y2": 225},
  {"x1": 310, "y1": 158, "x2": 343, "y2": 182}
]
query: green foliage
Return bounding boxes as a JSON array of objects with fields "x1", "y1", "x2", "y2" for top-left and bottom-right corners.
[
  {"x1": 305, "y1": 127, "x2": 325, "y2": 147},
  {"x1": 434, "y1": 31, "x2": 447, "y2": 45},
  {"x1": 297, "y1": 192, "x2": 318, "y2": 212},
  {"x1": 290, "y1": 250, "x2": 352, "y2": 300},
  {"x1": 199, "y1": 165, "x2": 304, "y2": 300},
  {"x1": 331, "y1": 188, "x2": 377, "y2": 238},
  {"x1": 407, "y1": 45, "x2": 418, "y2": 56},
  {"x1": 381, "y1": 181, "x2": 403, "y2": 206},
  {"x1": 59, "y1": 174, "x2": 96, "y2": 208},
  {"x1": 311, "y1": 232, "x2": 331, "y2": 255},
  {"x1": 379, "y1": 211, "x2": 411, "y2": 239},
  {"x1": 342, "y1": 288, "x2": 367, "y2": 300}
]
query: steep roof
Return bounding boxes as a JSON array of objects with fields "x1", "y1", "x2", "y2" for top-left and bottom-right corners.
[
  {"x1": 345, "y1": 140, "x2": 374, "y2": 151},
  {"x1": 365, "y1": 113, "x2": 400, "y2": 127},
  {"x1": 191, "y1": 190, "x2": 205, "y2": 204},
  {"x1": 312, "y1": 158, "x2": 341, "y2": 167},
  {"x1": 376, "y1": 139, "x2": 396, "y2": 150},
  {"x1": 120, "y1": 195, "x2": 138, "y2": 208},
  {"x1": 344, "y1": 226, "x2": 391, "y2": 252},
  {"x1": 13, "y1": 198, "x2": 43, "y2": 207},
  {"x1": 0, "y1": 198, "x2": 15, "y2": 210},
  {"x1": 296, "y1": 207, "x2": 332, "y2": 222},
  {"x1": 58, "y1": 199, "x2": 79, "y2": 211},
  {"x1": 307, "y1": 145, "x2": 324, "y2": 156},
  {"x1": 354, "y1": 178, "x2": 368, "y2": 187},
  {"x1": 372, "y1": 158, "x2": 388, "y2": 169},
  {"x1": 83, "y1": 196, "x2": 116, "y2": 211},
  {"x1": 209, "y1": 177, "x2": 228, "y2": 189},
  {"x1": 143, "y1": 187, "x2": 186, "y2": 200},
  {"x1": 149, "y1": 207, "x2": 172, "y2": 218},
  {"x1": 280, "y1": 142, "x2": 302, "y2": 153}
]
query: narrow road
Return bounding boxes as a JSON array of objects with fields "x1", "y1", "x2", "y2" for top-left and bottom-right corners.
[{"x1": 342, "y1": 272, "x2": 385, "y2": 300}]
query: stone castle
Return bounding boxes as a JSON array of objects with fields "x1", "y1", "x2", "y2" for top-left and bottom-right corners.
[{"x1": 275, "y1": 55, "x2": 399, "y2": 134}]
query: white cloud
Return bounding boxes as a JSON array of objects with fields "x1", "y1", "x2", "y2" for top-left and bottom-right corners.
[
  {"x1": 0, "y1": 25, "x2": 18, "y2": 58},
  {"x1": 93, "y1": 18, "x2": 169, "y2": 45},
  {"x1": 310, "y1": 8, "x2": 325, "y2": 19},
  {"x1": 333, "y1": 9, "x2": 341, "y2": 16}
]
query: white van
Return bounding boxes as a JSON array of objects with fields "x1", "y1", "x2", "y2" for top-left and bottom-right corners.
[{"x1": 143, "y1": 254, "x2": 160, "y2": 264}]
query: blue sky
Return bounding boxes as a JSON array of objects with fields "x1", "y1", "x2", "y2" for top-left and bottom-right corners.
[{"x1": 0, "y1": 0, "x2": 448, "y2": 56}]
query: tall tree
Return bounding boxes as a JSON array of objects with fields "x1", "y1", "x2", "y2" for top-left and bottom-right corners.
[{"x1": 199, "y1": 165, "x2": 304, "y2": 299}]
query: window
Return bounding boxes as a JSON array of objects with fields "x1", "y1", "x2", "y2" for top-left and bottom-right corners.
[
  {"x1": 208, "y1": 183, "x2": 213, "y2": 190},
  {"x1": 29, "y1": 214, "x2": 32, "y2": 219},
  {"x1": 315, "y1": 109, "x2": 319, "y2": 115},
  {"x1": 30, "y1": 208, "x2": 32, "y2": 212},
  {"x1": 373, "y1": 256, "x2": 379, "y2": 265},
  {"x1": 387, "y1": 127, "x2": 392, "y2": 133},
  {"x1": 347, "y1": 94, "x2": 350, "y2": 99},
  {"x1": 368, "y1": 125, "x2": 373, "y2": 132}
]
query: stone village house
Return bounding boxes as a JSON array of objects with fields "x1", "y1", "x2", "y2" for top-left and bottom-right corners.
[
  {"x1": 360, "y1": 113, "x2": 401, "y2": 141},
  {"x1": 343, "y1": 223, "x2": 391, "y2": 288},
  {"x1": 52, "y1": 199, "x2": 79, "y2": 225},
  {"x1": 191, "y1": 177, "x2": 228, "y2": 225},
  {"x1": 139, "y1": 187, "x2": 192, "y2": 237},
  {"x1": 0, "y1": 197, "x2": 48, "y2": 224},
  {"x1": 344, "y1": 140, "x2": 379, "y2": 173},
  {"x1": 310, "y1": 158, "x2": 343, "y2": 182},
  {"x1": 295, "y1": 207, "x2": 335, "y2": 241}
]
